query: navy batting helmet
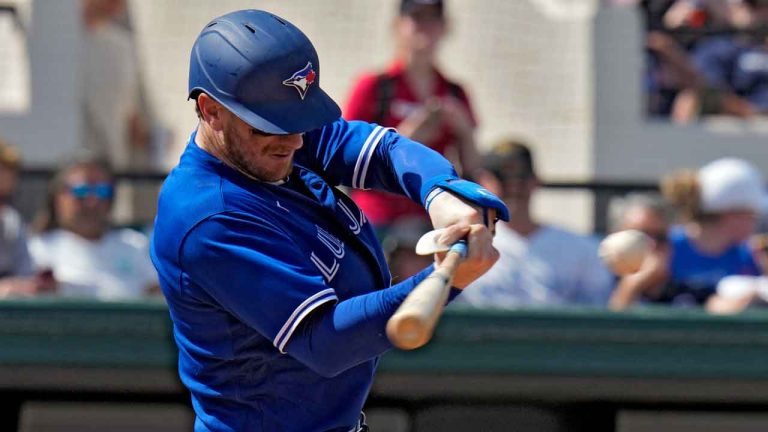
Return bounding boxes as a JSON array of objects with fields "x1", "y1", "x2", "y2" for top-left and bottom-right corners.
[{"x1": 188, "y1": 10, "x2": 341, "y2": 134}]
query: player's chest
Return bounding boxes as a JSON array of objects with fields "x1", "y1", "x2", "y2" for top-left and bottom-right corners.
[{"x1": 264, "y1": 182, "x2": 390, "y2": 297}]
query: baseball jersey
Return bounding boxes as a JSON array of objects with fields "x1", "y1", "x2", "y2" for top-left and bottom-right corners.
[
  {"x1": 344, "y1": 60, "x2": 476, "y2": 226},
  {"x1": 151, "y1": 119, "x2": 457, "y2": 431},
  {"x1": 662, "y1": 226, "x2": 760, "y2": 305}
]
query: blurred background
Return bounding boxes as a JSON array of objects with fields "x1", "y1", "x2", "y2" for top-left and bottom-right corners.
[{"x1": 3, "y1": 0, "x2": 768, "y2": 431}]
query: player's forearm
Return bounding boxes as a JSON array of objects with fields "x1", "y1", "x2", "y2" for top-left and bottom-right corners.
[
  {"x1": 377, "y1": 133, "x2": 458, "y2": 203},
  {"x1": 286, "y1": 265, "x2": 460, "y2": 377}
]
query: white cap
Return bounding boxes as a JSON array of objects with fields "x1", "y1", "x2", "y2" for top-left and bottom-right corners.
[{"x1": 698, "y1": 158, "x2": 766, "y2": 213}]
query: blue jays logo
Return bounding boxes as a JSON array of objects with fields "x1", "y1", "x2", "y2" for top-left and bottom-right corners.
[{"x1": 282, "y1": 61, "x2": 317, "y2": 100}]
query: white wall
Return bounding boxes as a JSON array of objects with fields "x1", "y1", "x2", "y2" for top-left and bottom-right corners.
[
  {"x1": 593, "y1": 7, "x2": 768, "y2": 180},
  {"x1": 130, "y1": 0, "x2": 598, "y2": 231},
  {"x1": 0, "y1": 0, "x2": 81, "y2": 165}
]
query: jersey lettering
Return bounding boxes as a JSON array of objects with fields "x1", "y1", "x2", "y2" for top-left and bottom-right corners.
[
  {"x1": 310, "y1": 251, "x2": 339, "y2": 282},
  {"x1": 316, "y1": 226, "x2": 345, "y2": 259},
  {"x1": 338, "y1": 201, "x2": 366, "y2": 235}
]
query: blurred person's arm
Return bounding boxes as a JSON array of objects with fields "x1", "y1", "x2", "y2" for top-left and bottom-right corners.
[
  {"x1": 609, "y1": 245, "x2": 670, "y2": 310},
  {"x1": 440, "y1": 95, "x2": 483, "y2": 178},
  {"x1": 706, "y1": 275, "x2": 768, "y2": 314}
]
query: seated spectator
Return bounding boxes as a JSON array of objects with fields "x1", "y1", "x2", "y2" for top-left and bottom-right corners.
[
  {"x1": 380, "y1": 217, "x2": 435, "y2": 281},
  {"x1": 0, "y1": 139, "x2": 54, "y2": 297},
  {"x1": 455, "y1": 140, "x2": 614, "y2": 308},
  {"x1": 672, "y1": 1, "x2": 768, "y2": 121},
  {"x1": 614, "y1": 158, "x2": 764, "y2": 309},
  {"x1": 29, "y1": 153, "x2": 159, "y2": 300},
  {"x1": 607, "y1": 193, "x2": 675, "y2": 309}
]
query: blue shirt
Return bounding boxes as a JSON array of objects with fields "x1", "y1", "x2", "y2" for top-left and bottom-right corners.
[
  {"x1": 151, "y1": 119, "x2": 457, "y2": 431},
  {"x1": 664, "y1": 226, "x2": 760, "y2": 305},
  {"x1": 693, "y1": 37, "x2": 768, "y2": 111}
]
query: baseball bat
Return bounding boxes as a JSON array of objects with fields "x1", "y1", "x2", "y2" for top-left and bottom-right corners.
[{"x1": 386, "y1": 241, "x2": 467, "y2": 350}]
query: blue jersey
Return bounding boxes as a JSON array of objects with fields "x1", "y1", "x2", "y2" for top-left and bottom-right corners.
[
  {"x1": 151, "y1": 119, "x2": 457, "y2": 431},
  {"x1": 664, "y1": 226, "x2": 760, "y2": 305}
]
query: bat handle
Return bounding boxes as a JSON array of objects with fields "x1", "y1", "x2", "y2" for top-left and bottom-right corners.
[{"x1": 386, "y1": 240, "x2": 467, "y2": 350}]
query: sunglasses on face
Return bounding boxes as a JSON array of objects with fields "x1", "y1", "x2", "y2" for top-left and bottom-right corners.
[{"x1": 66, "y1": 183, "x2": 114, "y2": 200}]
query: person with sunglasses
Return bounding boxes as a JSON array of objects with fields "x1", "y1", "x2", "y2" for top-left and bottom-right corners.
[
  {"x1": 454, "y1": 139, "x2": 615, "y2": 308},
  {"x1": 27, "y1": 153, "x2": 158, "y2": 299}
]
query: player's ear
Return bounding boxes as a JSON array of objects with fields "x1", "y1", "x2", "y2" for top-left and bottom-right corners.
[{"x1": 197, "y1": 93, "x2": 225, "y2": 131}]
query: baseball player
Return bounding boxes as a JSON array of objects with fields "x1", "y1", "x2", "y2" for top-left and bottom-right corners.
[{"x1": 151, "y1": 10, "x2": 508, "y2": 432}]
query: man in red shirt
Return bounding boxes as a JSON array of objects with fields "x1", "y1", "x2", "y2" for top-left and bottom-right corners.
[{"x1": 344, "y1": 0, "x2": 482, "y2": 232}]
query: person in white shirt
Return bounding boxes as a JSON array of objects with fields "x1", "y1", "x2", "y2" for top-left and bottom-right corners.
[
  {"x1": 457, "y1": 140, "x2": 614, "y2": 307},
  {"x1": 29, "y1": 154, "x2": 158, "y2": 300},
  {"x1": 0, "y1": 139, "x2": 55, "y2": 298}
]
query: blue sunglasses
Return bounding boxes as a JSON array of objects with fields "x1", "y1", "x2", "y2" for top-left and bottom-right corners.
[{"x1": 67, "y1": 183, "x2": 114, "y2": 200}]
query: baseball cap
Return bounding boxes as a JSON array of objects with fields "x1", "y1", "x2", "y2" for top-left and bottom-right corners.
[
  {"x1": 698, "y1": 158, "x2": 767, "y2": 213},
  {"x1": 400, "y1": 0, "x2": 444, "y2": 16}
]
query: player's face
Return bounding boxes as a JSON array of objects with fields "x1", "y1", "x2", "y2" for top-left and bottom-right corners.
[{"x1": 220, "y1": 111, "x2": 304, "y2": 182}]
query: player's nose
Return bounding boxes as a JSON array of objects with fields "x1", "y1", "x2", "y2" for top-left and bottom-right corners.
[{"x1": 279, "y1": 133, "x2": 304, "y2": 151}]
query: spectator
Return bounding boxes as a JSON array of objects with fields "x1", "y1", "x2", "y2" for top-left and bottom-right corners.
[
  {"x1": 614, "y1": 158, "x2": 764, "y2": 309},
  {"x1": 81, "y1": 0, "x2": 148, "y2": 168},
  {"x1": 671, "y1": 1, "x2": 768, "y2": 121},
  {"x1": 455, "y1": 140, "x2": 615, "y2": 308},
  {"x1": 29, "y1": 153, "x2": 158, "y2": 300},
  {"x1": 344, "y1": 0, "x2": 482, "y2": 235},
  {"x1": 608, "y1": 193, "x2": 675, "y2": 309},
  {"x1": 381, "y1": 217, "x2": 435, "y2": 281},
  {"x1": 0, "y1": 139, "x2": 53, "y2": 297}
]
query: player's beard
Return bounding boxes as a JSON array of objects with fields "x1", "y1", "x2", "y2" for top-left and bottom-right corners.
[{"x1": 222, "y1": 125, "x2": 294, "y2": 182}]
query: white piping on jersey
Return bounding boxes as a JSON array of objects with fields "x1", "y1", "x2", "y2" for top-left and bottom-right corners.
[
  {"x1": 352, "y1": 126, "x2": 392, "y2": 189},
  {"x1": 310, "y1": 251, "x2": 340, "y2": 281},
  {"x1": 274, "y1": 287, "x2": 337, "y2": 354},
  {"x1": 316, "y1": 226, "x2": 345, "y2": 259},
  {"x1": 276, "y1": 201, "x2": 290, "y2": 212},
  {"x1": 338, "y1": 201, "x2": 362, "y2": 234}
]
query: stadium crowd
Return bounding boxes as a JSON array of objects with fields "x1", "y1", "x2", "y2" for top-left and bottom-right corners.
[{"x1": 1, "y1": 0, "x2": 768, "y2": 316}]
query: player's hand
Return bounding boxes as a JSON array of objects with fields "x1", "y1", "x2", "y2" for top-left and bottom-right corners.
[
  {"x1": 434, "y1": 223, "x2": 498, "y2": 289},
  {"x1": 427, "y1": 190, "x2": 497, "y2": 234}
]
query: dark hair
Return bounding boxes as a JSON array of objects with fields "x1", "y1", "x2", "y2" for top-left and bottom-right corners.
[
  {"x1": 483, "y1": 138, "x2": 537, "y2": 181},
  {"x1": 192, "y1": 92, "x2": 203, "y2": 119},
  {"x1": 31, "y1": 151, "x2": 114, "y2": 234},
  {"x1": 400, "y1": 0, "x2": 444, "y2": 16}
]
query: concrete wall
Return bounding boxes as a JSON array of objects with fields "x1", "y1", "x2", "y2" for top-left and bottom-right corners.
[
  {"x1": 593, "y1": 7, "x2": 768, "y2": 180},
  {"x1": 0, "y1": 0, "x2": 80, "y2": 165}
]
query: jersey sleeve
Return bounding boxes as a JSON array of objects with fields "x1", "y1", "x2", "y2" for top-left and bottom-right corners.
[
  {"x1": 180, "y1": 212, "x2": 338, "y2": 353},
  {"x1": 297, "y1": 119, "x2": 458, "y2": 205},
  {"x1": 343, "y1": 73, "x2": 379, "y2": 122}
]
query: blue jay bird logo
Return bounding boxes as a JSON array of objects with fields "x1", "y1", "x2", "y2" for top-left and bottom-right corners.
[{"x1": 282, "y1": 62, "x2": 317, "y2": 100}]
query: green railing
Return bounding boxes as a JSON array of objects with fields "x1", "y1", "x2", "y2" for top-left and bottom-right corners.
[{"x1": 2, "y1": 299, "x2": 768, "y2": 380}]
